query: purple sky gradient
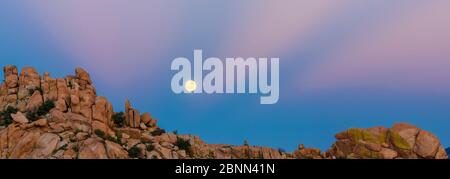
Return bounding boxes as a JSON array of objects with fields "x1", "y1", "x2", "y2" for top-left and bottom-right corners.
[{"x1": 1, "y1": 0, "x2": 449, "y2": 150}]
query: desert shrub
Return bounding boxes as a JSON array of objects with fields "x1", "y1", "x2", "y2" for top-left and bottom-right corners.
[
  {"x1": 72, "y1": 145, "x2": 79, "y2": 152},
  {"x1": 0, "y1": 106, "x2": 18, "y2": 126},
  {"x1": 128, "y1": 146, "x2": 141, "y2": 158},
  {"x1": 25, "y1": 100, "x2": 55, "y2": 122},
  {"x1": 175, "y1": 138, "x2": 191, "y2": 152},
  {"x1": 28, "y1": 88, "x2": 35, "y2": 96},
  {"x1": 69, "y1": 137, "x2": 76, "y2": 143},
  {"x1": 28, "y1": 87, "x2": 43, "y2": 96},
  {"x1": 146, "y1": 144, "x2": 155, "y2": 152},
  {"x1": 107, "y1": 135, "x2": 122, "y2": 145},
  {"x1": 243, "y1": 139, "x2": 249, "y2": 146},
  {"x1": 112, "y1": 112, "x2": 125, "y2": 127},
  {"x1": 151, "y1": 128, "x2": 166, "y2": 136},
  {"x1": 59, "y1": 144, "x2": 68, "y2": 151},
  {"x1": 94, "y1": 129, "x2": 106, "y2": 139},
  {"x1": 26, "y1": 111, "x2": 40, "y2": 122},
  {"x1": 37, "y1": 100, "x2": 55, "y2": 116},
  {"x1": 68, "y1": 81, "x2": 74, "y2": 89}
]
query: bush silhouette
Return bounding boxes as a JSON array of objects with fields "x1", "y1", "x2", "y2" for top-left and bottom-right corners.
[
  {"x1": 128, "y1": 146, "x2": 141, "y2": 158},
  {"x1": 0, "y1": 106, "x2": 18, "y2": 126},
  {"x1": 112, "y1": 112, "x2": 125, "y2": 127},
  {"x1": 94, "y1": 129, "x2": 106, "y2": 139},
  {"x1": 151, "y1": 128, "x2": 166, "y2": 136},
  {"x1": 25, "y1": 100, "x2": 55, "y2": 122},
  {"x1": 175, "y1": 138, "x2": 192, "y2": 155}
]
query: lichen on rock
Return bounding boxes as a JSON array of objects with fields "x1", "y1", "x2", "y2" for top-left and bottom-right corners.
[{"x1": 0, "y1": 65, "x2": 447, "y2": 159}]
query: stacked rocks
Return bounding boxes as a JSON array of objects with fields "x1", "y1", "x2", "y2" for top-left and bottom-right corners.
[{"x1": 0, "y1": 65, "x2": 447, "y2": 159}]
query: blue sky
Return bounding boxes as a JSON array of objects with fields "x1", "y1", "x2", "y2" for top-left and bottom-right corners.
[{"x1": 1, "y1": 1, "x2": 449, "y2": 151}]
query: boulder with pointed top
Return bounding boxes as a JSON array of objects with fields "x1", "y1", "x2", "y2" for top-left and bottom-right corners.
[{"x1": 125, "y1": 100, "x2": 141, "y2": 128}]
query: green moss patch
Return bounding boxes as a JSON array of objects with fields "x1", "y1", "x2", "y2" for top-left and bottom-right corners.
[{"x1": 389, "y1": 131, "x2": 411, "y2": 150}]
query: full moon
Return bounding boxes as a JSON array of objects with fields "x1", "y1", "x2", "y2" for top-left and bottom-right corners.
[{"x1": 184, "y1": 80, "x2": 197, "y2": 92}]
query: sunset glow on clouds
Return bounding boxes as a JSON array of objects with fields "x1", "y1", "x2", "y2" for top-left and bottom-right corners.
[
  {"x1": 219, "y1": 0, "x2": 347, "y2": 57},
  {"x1": 19, "y1": 0, "x2": 450, "y2": 93},
  {"x1": 300, "y1": 0, "x2": 450, "y2": 94},
  {"x1": 23, "y1": 1, "x2": 187, "y2": 85}
]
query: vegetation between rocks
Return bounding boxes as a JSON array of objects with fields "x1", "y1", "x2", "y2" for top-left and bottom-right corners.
[
  {"x1": 26, "y1": 100, "x2": 55, "y2": 122},
  {"x1": 107, "y1": 135, "x2": 122, "y2": 145},
  {"x1": 146, "y1": 144, "x2": 155, "y2": 152},
  {"x1": 0, "y1": 65, "x2": 447, "y2": 159},
  {"x1": 112, "y1": 112, "x2": 125, "y2": 127},
  {"x1": 94, "y1": 129, "x2": 106, "y2": 139},
  {"x1": 0, "y1": 106, "x2": 18, "y2": 126},
  {"x1": 128, "y1": 145, "x2": 142, "y2": 158},
  {"x1": 175, "y1": 137, "x2": 192, "y2": 155},
  {"x1": 28, "y1": 87, "x2": 43, "y2": 96},
  {"x1": 151, "y1": 128, "x2": 166, "y2": 136}
]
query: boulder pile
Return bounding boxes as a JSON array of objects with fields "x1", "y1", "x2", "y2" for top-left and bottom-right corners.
[
  {"x1": 0, "y1": 65, "x2": 447, "y2": 159},
  {"x1": 327, "y1": 123, "x2": 448, "y2": 159}
]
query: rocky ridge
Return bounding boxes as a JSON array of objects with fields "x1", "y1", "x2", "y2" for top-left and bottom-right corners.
[{"x1": 0, "y1": 65, "x2": 447, "y2": 159}]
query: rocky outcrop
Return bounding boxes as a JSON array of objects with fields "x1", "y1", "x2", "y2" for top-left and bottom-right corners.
[
  {"x1": 0, "y1": 65, "x2": 447, "y2": 159},
  {"x1": 92, "y1": 96, "x2": 114, "y2": 135},
  {"x1": 2, "y1": 65, "x2": 19, "y2": 108},
  {"x1": 293, "y1": 144, "x2": 323, "y2": 159},
  {"x1": 125, "y1": 100, "x2": 140, "y2": 128},
  {"x1": 327, "y1": 123, "x2": 447, "y2": 159}
]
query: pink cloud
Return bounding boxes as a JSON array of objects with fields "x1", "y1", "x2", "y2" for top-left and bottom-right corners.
[
  {"x1": 297, "y1": 1, "x2": 450, "y2": 95},
  {"x1": 219, "y1": 0, "x2": 353, "y2": 57},
  {"x1": 24, "y1": 1, "x2": 185, "y2": 86}
]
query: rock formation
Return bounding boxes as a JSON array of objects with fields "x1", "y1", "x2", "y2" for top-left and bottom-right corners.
[
  {"x1": 327, "y1": 123, "x2": 448, "y2": 159},
  {"x1": 0, "y1": 65, "x2": 447, "y2": 159}
]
